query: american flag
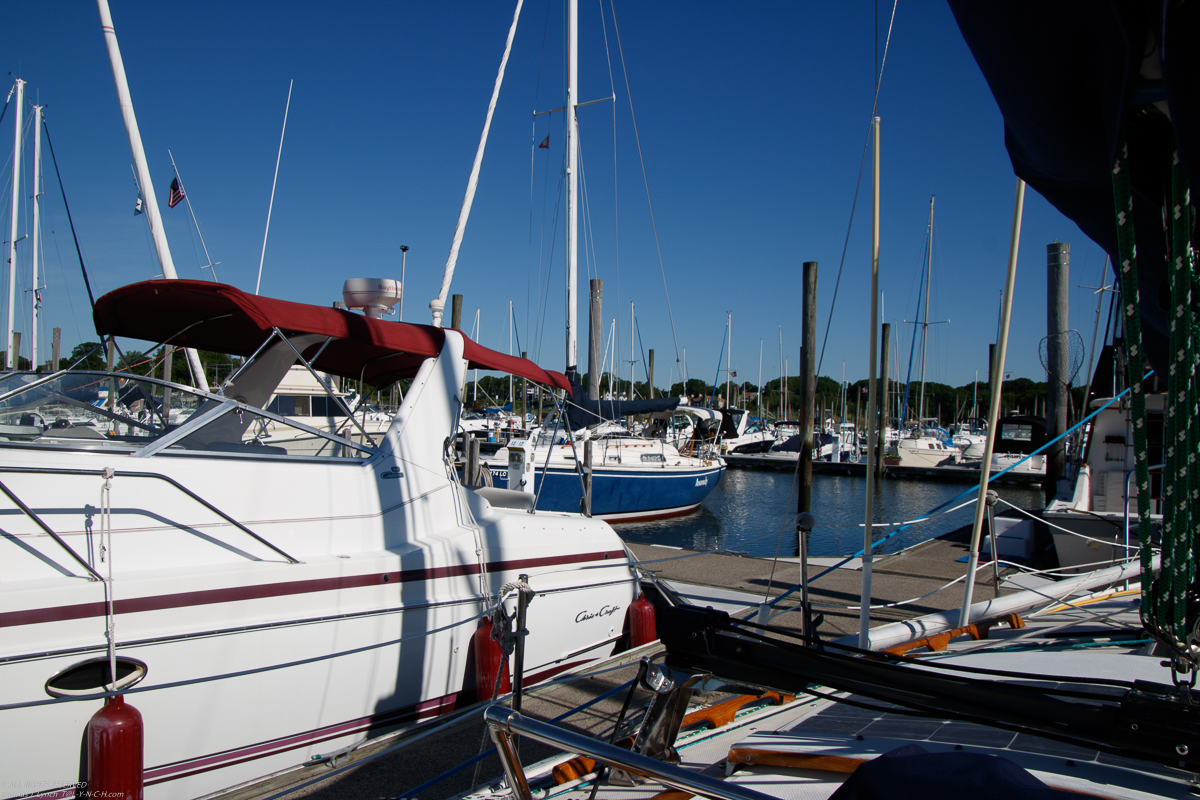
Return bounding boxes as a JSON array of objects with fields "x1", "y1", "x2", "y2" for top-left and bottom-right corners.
[{"x1": 167, "y1": 178, "x2": 185, "y2": 208}]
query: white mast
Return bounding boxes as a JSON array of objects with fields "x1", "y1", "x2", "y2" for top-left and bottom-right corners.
[
  {"x1": 757, "y1": 338, "x2": 763, "y2": 419},
  {"x1": 96, "y1": 0, "x2": 210, "y2": 392},
  {"x1": 6, "y1": 78, "x2": 23, "y2": 371},
  {"x1": 472, "y1": 308, "x2": 480, "y2": 403},
  {"x1": 725, "y1": 312, "x2": 732, "y2": 409},
  {"x1": 630, "y1": 301, "x2": 635, "y2": 397},
  {"x1": 565, "y1": 0, "x2": 579, "y2": 374},
  {"x1": 508, "y1": 299, "x2": 513, "y2": 406},
  {"x1": 30, "y1": 104, "x2": 43, "y2": 370},
  {"x1": 432, "y1": 0, "x2": 524, "y2": 326},
  {"x1": 918, "y1": 195, "x2": 934, "y2": 421}
]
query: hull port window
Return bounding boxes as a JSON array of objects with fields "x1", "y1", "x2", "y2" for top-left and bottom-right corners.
[{"x1": 45, "y1": 656, "x2": 148, "y2": 697}]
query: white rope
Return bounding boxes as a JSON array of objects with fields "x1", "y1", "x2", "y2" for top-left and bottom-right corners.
[{"x1": 994, "y1": 497, "x2": 1144, "y2": 550}]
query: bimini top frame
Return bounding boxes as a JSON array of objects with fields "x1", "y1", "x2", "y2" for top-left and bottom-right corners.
[{"x1": 93, "y1": 280, "x2": 572, "y2": 392}]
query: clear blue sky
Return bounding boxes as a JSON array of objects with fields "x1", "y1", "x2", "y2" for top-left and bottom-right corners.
[{"x1": 0, "y1": 1, "x2": 1109, "y2": 392}]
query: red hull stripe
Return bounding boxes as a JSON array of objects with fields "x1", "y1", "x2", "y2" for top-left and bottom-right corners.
[
  {"x1": 141, "y1": 659, "x2": 588, "y2": 786},
  {"x1": 0, "y1": 550, "x2": 627, "y2": 629}
]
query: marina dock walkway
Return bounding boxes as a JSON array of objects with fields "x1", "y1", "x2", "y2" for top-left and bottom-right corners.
[{"x1": 236, "y1": 527, "x2": 1028, "y2": 800}]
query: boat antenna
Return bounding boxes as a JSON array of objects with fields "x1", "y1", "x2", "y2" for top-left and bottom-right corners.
[
  {"x1": 256, "y1": 79, "x2": 292, "y2": 296},
  {"x1": 168, "y1": 150, "x2": 219, "y2": 282}
]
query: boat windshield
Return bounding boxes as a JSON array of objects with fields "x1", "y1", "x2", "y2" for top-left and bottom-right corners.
[{"x1": 0, "y1": 371, "x2": 376, "y2": 460}]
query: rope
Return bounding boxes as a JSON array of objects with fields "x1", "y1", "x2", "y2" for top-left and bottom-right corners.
[{"x1": 101, "y1": 467, "x2": 116, "y2": 690}]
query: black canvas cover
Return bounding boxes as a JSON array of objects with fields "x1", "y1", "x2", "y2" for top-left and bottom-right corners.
[{"x1": 949, "y1": 1, "x2": 1200, "y2": 376}]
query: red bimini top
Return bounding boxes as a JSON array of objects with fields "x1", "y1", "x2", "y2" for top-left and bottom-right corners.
[{"x1": 93, "y1": 280, "x2": 570, "y2": 391}]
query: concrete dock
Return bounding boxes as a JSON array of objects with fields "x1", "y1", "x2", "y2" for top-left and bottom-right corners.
[
  {"x1": 235, "y1": 524, "x2": 1033, "y2": 800},
  {"x1": 722, "y1": 452, "x2": 1044, "y2": 486}
]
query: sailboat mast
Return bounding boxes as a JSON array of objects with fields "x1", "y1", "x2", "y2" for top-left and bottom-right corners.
[
  {"x1": 30, "y1": 104, "x2": 43, "y2": 370},
  {"x1": 630, "y1": 301, "x2": 635, "y2": 397},
  {"x1": 757, "y1": 338, "x2": 763, "y2": 420},
  {"x1": 6, "y1": 78, "x2": 23, "y2": 371},
  {"x1": 97, "y1": 0, "x2": 210, "y2": 392},
  {"x1": 509, "y1": 298, "x2": 514, "y2": 406},
  {"x1": 726, "y1": 312, "x2": 732, "y2": 409},
  {"x1": 918, "y1": 195, "x2": 934, "y2": 420},
  {"x1": 565, "y1": 0, "x2": 579, "y2": 376}
]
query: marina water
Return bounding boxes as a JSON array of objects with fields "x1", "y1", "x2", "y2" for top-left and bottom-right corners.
[{"x1": 615, "y1": 469, "x2": 1044, "y2": 558}]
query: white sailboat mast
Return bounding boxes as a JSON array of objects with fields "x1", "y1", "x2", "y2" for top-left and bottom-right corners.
[
  {"x1": 565, "y1": 0, "x2": 579, "y2": 374},
  {"x1": 96, "y1": 0, "x2": 210, "y2": 392},
  {"x1": 918, "y1": 195, "x2": 934, "y2": 420},
  {"x1": 726, "y1": 313, "x2": 732, "y2": 409},
  {"x1": 30, "y1": 104, "x2": 43, "y2": 370},
  {"x1": 6, "y1": 79, "x2": 23, "y2": 371}
]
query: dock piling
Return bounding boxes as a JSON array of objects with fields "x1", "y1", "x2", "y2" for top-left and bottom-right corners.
[
  {"x1": 1045, "y1": 242, "x2": 1070, "y2": 504},
  {"x1": 798, "y1": 261, "x2": 817, "y2": 513}
]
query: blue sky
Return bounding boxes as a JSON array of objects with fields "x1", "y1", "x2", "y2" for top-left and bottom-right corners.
[{"x1": 0, "y1": 1, "x2": 1110, "y2": 392}]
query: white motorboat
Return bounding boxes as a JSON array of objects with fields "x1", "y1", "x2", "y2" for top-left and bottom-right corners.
[
  {"x1": 1044, "y1": 390, "x2": 1162, "y2": 572},
  {"x1": 0, "y1": 279, "x2": 639, "y2": 799}
]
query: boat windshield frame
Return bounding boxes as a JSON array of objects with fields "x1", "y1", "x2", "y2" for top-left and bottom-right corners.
[{"x1": 0, "y1": 369, "x2": 380, "y2": 462}]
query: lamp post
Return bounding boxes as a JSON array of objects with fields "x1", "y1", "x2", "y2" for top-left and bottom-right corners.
[{"x1": 399, "y1": 245, "x2": 409, "y2": 321}]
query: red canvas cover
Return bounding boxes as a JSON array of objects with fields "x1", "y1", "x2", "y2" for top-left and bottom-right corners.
[{"x1": 93, "y1": 280, "x2": 570, "y2": 391}]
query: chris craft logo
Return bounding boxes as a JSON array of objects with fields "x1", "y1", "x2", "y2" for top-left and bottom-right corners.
[{"x1": 576, "y1": 604, "x2": 622, "y2": 623}]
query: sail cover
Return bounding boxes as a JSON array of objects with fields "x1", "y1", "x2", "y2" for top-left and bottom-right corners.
[
  {"x1": 564, "y1": 377, "x2": 681, "y2": 428},
  {"x1": 93, "y1": 280, "x2": 571, "y2": 391},
  {"x1": 949, "y1": 1, "x2": 1199, "y2": 376}
]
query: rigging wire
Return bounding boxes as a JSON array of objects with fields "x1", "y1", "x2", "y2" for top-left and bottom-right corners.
[
  {"x1": 41, "y1": 118, "x2": 97, "y2": 311},
  {"x1": 814, "y1": 0, "x2": 900, "y2": 380},
  {"x1": 608, "y1": 0, "x2": 682, "y2": 373}
]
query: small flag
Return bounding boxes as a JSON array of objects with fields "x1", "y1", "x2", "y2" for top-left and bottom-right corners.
[
  {"x1": 730, "y1": 370, "x2": 737, "y2": 378},
  {"x1": 862, "y1": 386, "x2": 868, "y2": 393},
  {"x1": 167, "y1": 177, "x2": 185, "y2": 208},
  {"x1": 538, "y1": 135, "x2": 549, "y2": 149},
  {"x1": 134, "y1": 196, "x2": 144, "y2": 216}
]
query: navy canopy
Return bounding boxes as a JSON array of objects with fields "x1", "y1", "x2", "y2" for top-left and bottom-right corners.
[{"x1": 949, "y1": 1, "x2": 1200, "y2": 375}]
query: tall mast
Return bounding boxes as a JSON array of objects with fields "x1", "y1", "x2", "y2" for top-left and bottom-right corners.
[
  {"x1": 6, "y1": 79, "x2": 23, "y2": 371},
  {"x1": 757, "y1": 338, "x2": 762, "y2": 419},
  {"x1": 630, "y1": 301, "x2": 635, "y2": 397},
  {"x1": 30, "y1": 104, "x2": 43, "y2": 370},
  {"x1": 97, "y1": 0, "x2": 210, "y2": 392},
  {"x1": 508, "y1": 298, "x2": 514, "y2": 406},
  {"x1": 726, "y1": 313, "x2": 732, "y2": 409},
  {"x1": 918, "y1": 195, "x2": 935, "y2": 420},
  {"x1": 565, "y1": 0, "x2": 579, "y2": 376}
]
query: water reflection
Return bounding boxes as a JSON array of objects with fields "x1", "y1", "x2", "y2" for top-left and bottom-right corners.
[{"x1": 614, "y1": 469, "x2": 1043, "y2": 558}]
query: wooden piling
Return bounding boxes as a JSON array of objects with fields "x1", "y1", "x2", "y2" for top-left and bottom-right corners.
[
  {"x1": 521, "y1": 351, "x2": 529, "y2": 430},
  {"x1": 582, "y1": 439, "x2": 593, "y2": 516},
  {"x1": 588, "y1": 280, "x2": 603, "y2": 401},
  {"x1": 1045, "y1": 242, "x2": 1070, "y2": 504},
  {"x1": 798, "y1": 261, "x2": 817, "y2": 514},
  {"x1": 648, "y1": 349, "x2": 655, "y2": 399},
  {"x1": 876, "y1": 322, "x2": 890, "y2": 481},
  {"x1": 466, "y1": 436, "x2": 481, "y2": 486}
]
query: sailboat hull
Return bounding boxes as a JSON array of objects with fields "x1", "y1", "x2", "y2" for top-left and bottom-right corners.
[{"x1": 531, "y1": 462, "x2": 726, "y2": 521}]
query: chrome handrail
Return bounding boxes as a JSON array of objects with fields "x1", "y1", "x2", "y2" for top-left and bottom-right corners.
[{"x1": 484, "y1": 706, "x2": 778, "y2": 800}]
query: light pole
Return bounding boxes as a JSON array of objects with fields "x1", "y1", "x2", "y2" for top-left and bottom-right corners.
[{"x1": 399, "y1": 245, "x2": 409, "y2": 321}]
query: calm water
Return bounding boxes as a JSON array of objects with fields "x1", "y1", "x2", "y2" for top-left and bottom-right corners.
[{"x1": 614, "y1": 468, "x2": 1044, "y2": 558}]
